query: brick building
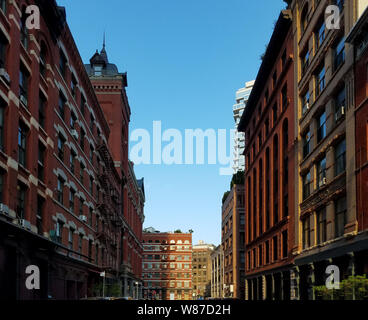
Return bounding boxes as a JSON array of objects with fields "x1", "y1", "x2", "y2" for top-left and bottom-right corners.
[
  {"x1": 86, "y1": 42, "x2": 145, "y2": 298},
  {"x1": 286, "y1": 0, "x2": 368, "y2": 300},
  {"x1": 210, "y1": 245, "x2": 224, "y2": 299},
  {"x1": 142, "y1": 228, "x2": 192, "y2": 300},
  {"x1": 238, "y1": 10, "x2": 295, "y2": 300},
  {"x1": 192, "y1": 241, "x2": 215, "y2": 299},
  {"x1": 221, "y1": 183, "x2": 246, "y2": 299},
  {"x1": 0, "y1": 0, "x2": 144, "y2": 300}
]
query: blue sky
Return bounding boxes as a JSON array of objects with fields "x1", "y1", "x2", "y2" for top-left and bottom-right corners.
[{"x1": 57, "y1": 0, "x2": 286, "y2": 246}]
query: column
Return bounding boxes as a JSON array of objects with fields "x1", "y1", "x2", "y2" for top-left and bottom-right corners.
[
  {"x1": 307, "y1": 263, "x2": 315, "y2": 300},
  {"x1": 290, "y1": 267, "x2": 300, "y2": 300}
]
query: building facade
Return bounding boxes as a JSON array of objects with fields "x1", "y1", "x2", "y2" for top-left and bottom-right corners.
[
  {"x1": 192, "y1": 241, "x2": 215, "y2": 299},
  {"x1": 238, "y1": 10, "x2": 295, "y2": 300},
  {"x1": 0, "y1": 0, "x2": 144, "y2": 300},
  {"x1": 233, "y1": 81, "x2": 255, "y2": 173},
  {"x1": 221, "y1": 184, "x2": 246, "y2": 299},
  {"x1": 142, "y1": 228, "x2": 192, "y2": 300},
  {"x1": 86, "y1": 44, "x2": 145, "y2": 298},
  {"x1": 210, "y1": 245, "x2": 224, "y2": 299},
  {"x1": 287, "y1": 0, "x2": 368, "y2": 300}
]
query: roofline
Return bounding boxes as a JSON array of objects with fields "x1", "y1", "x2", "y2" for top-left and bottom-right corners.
[{"x1": 346, "y1": 6, "x2": 368, "y2": 44}]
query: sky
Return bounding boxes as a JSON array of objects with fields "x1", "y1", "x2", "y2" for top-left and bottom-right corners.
[{"x1": 57, "y1": 0, "x2": 287, "y2": 246}]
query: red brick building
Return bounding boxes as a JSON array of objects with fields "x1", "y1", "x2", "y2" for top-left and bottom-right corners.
[
  {"x1": 0, "y1": 0, "x2": 144, "y2": 300},
  {"x1": 86, "y1": 43, "x2": 145, "y2": 298},
  {"x1": 347, "y1": 7, "x2": 368, "y2": 235},
  {"x1": 238, "y1": 10, "x2": 295, "y2": 300},
  {"x1": 142, "y1": 228, "x2": 192, "y2": 300}
]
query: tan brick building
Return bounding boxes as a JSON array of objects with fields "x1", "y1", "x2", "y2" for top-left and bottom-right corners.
[{"x1": 192, "y1": 241, "x2": 215, "y2": 299}]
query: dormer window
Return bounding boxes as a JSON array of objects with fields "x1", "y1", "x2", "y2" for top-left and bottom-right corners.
[{"x1": 94, "y1": 65, "x2": 102, "y2": 76}]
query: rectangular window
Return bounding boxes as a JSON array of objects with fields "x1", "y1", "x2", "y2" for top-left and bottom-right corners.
[
  {"x1": 265, "y1": 241, "x2": 270, "y2": 264},
  {"x1": 36, "y1": 195, "x2": 44, "y2": 236},
  {"x1": 69, "y1": 190, "x2": 75, "y2": 213},
  {"x1": 317, "y1": 156, "x2": 327, "y2": 188},
  {"x1": 335, "y1": 86, "x2": 346, "y2": 122},
  {"x1": 80, "y1": 95, "x2": 86, "y2": 116},
  {"x1": 303, "y1": 128, "x2": 311, "y2": 158},
  {"x1": 59, "y1": 50, "x2": 67, "y2": 78},
  {"x1": 70, "y1": 152, "x2": 75, "y2": 174},
  {"x1": 89, "y1": 207, "x2": 93, "y2": 226},
  {"x1": 316, "y1": 64, "x2": 326, "y2": 96},
  {"x1": 335, "y1": 139, "x2": 346, "y2": 176},
  {"x1": 39, "y1": 93, "x2": 46, "y2": 129},
  {"x1": 57, "y1": 177, "x2": 64, "y2": 205},
  {"x1": 334, "y1": 36, "x2": 345, "y2": 71},
  {"x1": 0, "y1": 33, "x2": 7, "y2": 68},
  {"x1": 18, "y1": 123, "x2": 27, "y2": 167},
  {"x1": 68, "y1": 229, "x2": 74, "y2": 250},
  {"x1": 282, "y1": 84, "x2": 288, "y2": 110},
  {"x1": 78, "y1": 235, "x2": 83, "y2": 255},
  {"x1": 70, "y1": 112, "x2": 76, "y2": 130},
  {"x1": 0, "y1": 0, "x2": 6, "y2": 14},
  {"x1": 38, "y1": 142, "x2": 45, "y2": 182},
  {"x1": 302, "y1": 91, "x2": 310, "y2": 115},
  {"x1": 80, "y1": 164, "x2": 84, "y2": 184},
  {"x1": 273, "y1": 236, "x2": 278, "y2": 262},
  {"x1": 80, "y1": 129, "x2": 85, "y2": 151},
  {"x1": 282, "y1": 230, "x2": 288, "y2": 258},
  {"x1": 302, "y1": 171, "x2": 311, "y2": 200},
  {"x1": 335, "y1": 197, "x2": 347, "y2": 238},
  {"x1": 71, "y1": 76, "x2": 77, "y2": 98},
  {"x1": 88, "y1": 240, "x2": 92, "y2": 261},
  {"x1": 56, "y1": 221, "x2": 63, "y2": 244},
  {"x1": 316, "y1": 21, "x2": 326, "y2": 48},
  {"x1": 317, "y1": 207, "x2": 327, "y2": 244},
  {"x1": 57, "y1": 135, "x2": 65, "y2": 161},
  {"x1": 16, "y1": 183, "x2": 26, "y2": 219},
  {"x1": 19, "y1": 66, "x2": 29, "y2": 106},
  {"x1": 301, "y1": 49, "x2": 310, "y2": 76},
  {"x1": 317, "y1": 110, "x2": 327, "y2": 142},
  {"x1": 58, "y1": 92, "x2": 66, "y2": 120},
  {"x1": 90, "y1": 176, "x2": 93, "y2": 195},
  {"x1": 302, "y1": 217, "x2": 311, "y2": 249}
]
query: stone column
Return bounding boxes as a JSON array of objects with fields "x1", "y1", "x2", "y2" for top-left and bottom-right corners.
[
  {"x1": 271, "y1": 274, "x2": 275, "y2": 301},
  {"x1": 290, "y1": 267, "x2": 300, "y2": 300},
  {"x1": 280, "y1": 272, "x2": 284, "y2": 300}
]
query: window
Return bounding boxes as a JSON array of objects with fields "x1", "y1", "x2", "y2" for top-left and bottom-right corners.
[
  {"x1": 39, "y1": 92, "x2": 46, "y2": 129},
  {"x1": 89, "y1": 176, "x2": 93, "y2": 195},
  {"x1": 335, "y1": 139, "x2": 346, "y2": 176},
  {"x1": 39, "y1": 44, "x2": 47, "y2": 78},
  {"x1": 36, "y1": 196, "x2": 44, "y2": 235},
  {"x1": 316, "y1": 21, "x2": 326, "y2": 48},
  {"x1": 80, "y1": 164, "x2": 84, "y2": 184},
  {"x1": 302, "y1": 216, "x2": 311, "y2": 249},
  {"x1": 70, "y1": 112, "x2": 76, "y2": 130},
  {"x1": 70, "y1": 151, "x2": 76, "y2": 174},
  {"x1": 80, "y1": 129, "x2": 85, "y2": 151},
  {"x1": 265, "y1": 241, "x2": 270, "y2": 264},
  {"x1": 258, "y1": 245, "x2": 263, "y2": 266},
  {"x1": 59, "y1": 49, "x2": 67, "y2": 78},
  {"x1": 335, "y1": 197, "x2": 346, "y2": 238},
  {"x1": 94, "y1": 65, "x2": 102, "y2": 76},
  {"x1": 58, "y1": 92, "x2": 66, "y2": 120},
  {"x1": 301, "y1": 5, "x2": 308, "y2": 34},
  {"x1": 90, "y1": 145, "x2": 94, "y2": 163},
  {"x1": 89, "y1": 207, "x2": 93, "y2": 226},
  {"x1": 78, "y1": 234, "x2": 83, "y2": 255},
  {"x1": 38, "y1": 142, "x2": 45, "y2": 182},
  {"x1": 282, "y1": 84, "x2": 288, "y2": 110},
  {"x1": 16, "y1": 183, "x2": 26, "y2": 219},
  {"x1": 253, "y1": 248, "x2": 256, "y2": 268},
  {"x1": 302, "y1": 171, "x2": 311, "y2": 200},
  {"x1": 57, "y1": 177, "x2": 64, "y2": 204},
  {"x1": 95, "y1": 244, "x2": 99, "y2": 264},
  {"x1": 335, "y1": 0, "x2": 344, "y2": 13},
  {"x1": 265, "y1": 118, "x2": 269, "y2": 136},
  {"x1": 335, "y1": 86, "x2": 346, "y2": 121},
  {"x1": 317, "y1": 110, "x2": 327, "y2": 142},
  {"x1": 301, "y1": 49, "x2": 310, "y2": 76},
  {"x1": 315, "y1": 64, "x2": 325, "y2": 96},
  {"x1": 282, "y1": 49, "x2": 287, "y2": 68},
  {"x1": 88, "y1": 240, "x2": 93, "y2": 261},
  {"x1": 0, "y1": 102, "x2": 5, "y2": 150},
  {"x1": 20, "y1": 8, "x2": 28, "y2": 49},
  {"x1": 71, "y1": 75, "x2": 77, "y2": 98},
  {"x1": 57, "y1": 135, "x2": 65, "y2": 161},
  {"x1": 68, "y1": 228, "x2": 74, "y2": 250},
  {"x1": 19, "y1": 66, "x2": 29, "y2": 106},
  {"x1": 282, "y1": 230, "x2": 288, "y2": 258},
  {"x1": 334, "y1": 37, "x2": 345, "y2": 70},
  {"x1": 317, "y1": 156, "x2": 327, "y2": 188},
  {"x1": 80, "y1": 95, "x2": 86, "y2": 116},
  {"x1": 56, "y1": 221, "x2": 63, "y2": 244},
  {"x1": 272, "y1": 72, "x2": 277, "y2": 89},
  {"x1": 0, "y1": 0, "x2": 6, "y2": 13},
  {"x1": 69, "y1": 189, "x2": 75, "y2": 213},
  {"x1": 302, "y1": 91, "x2": 310, "y2": 115},
  {"x1": 273, "y1": 236, "x2": 278, "y2": 262},
  {"x1": 18, "y1": 123, "x2": 27, "y2": 167},
  {"x1": 273, "y1": 104, "x2": 278, "y2": 125},
  {"x1": 317, "y1": 207, "x2": 327, "y2": 244},
  {"x1": 303, "y1": 127, "x2": 311, "y2": 158},
  {"x1": 0, "y1": 33, "x2": 7, "y2": 68}
]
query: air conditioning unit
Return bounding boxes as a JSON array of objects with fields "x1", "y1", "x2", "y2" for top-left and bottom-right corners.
[
  {"x1": 0, "y1": 68, "x2": 10, "y2": 84},
  {"x1": 79, "y1": 215, "x2": 87, "y2": 222},
  {"x1": 0, "y1": 203, "x2": 9, "y2": 216},
  {"x1": 71, "y1": 129, "x2": 79, "y2": 140},
  {"x1": 18, "y1": 219, "x2": 32, "y2": 230},
  {"x1": 20, "y1": 95, "x2": 28, "y2": 106}
]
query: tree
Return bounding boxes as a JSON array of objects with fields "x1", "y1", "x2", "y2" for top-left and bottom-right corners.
[
  {"x1": 174, "y1": 229, "x2": 182, "y2": 233},
  {"x1": 189, "y1": 229, "x2": 194, "y2": 234}
]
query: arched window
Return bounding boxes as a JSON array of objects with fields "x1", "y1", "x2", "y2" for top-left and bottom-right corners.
[{"x1": 300, "y1": 3, "x2": 309, "y2": 34}]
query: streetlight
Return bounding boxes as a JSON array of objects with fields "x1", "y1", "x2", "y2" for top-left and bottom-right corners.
[{"x1": 135, "y1": 281, "x2": 139, "y2": 300}]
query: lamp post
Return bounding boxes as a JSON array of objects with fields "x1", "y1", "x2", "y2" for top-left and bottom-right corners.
[
  {"x1": 135, "y1": 281, "x2": 139, "y2": 300},
  {"x1": 100, "y1": 271, "x2": 106, "y2": 298}
]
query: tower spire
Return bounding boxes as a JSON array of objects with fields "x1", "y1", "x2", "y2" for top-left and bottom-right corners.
[{"x1": 103, "y1": 31, "x2": 106, "y2": 50}]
